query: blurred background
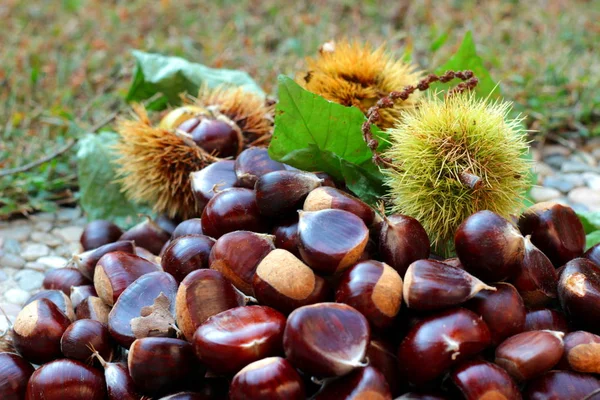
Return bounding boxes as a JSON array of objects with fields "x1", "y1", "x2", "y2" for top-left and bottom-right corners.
[{"x1": 0, "y1": 0, "x2": 599, "y2": 218}]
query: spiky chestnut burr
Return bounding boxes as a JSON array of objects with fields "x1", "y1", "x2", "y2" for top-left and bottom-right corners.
[
  {"x1": 114, "y1": 85, "x2": 273, "y2": 219},
  {"x1": 299, "y1": 40, "x2": 423, "y2": 130}
]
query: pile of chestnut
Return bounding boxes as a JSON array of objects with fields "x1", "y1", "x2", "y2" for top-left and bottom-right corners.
[{"x1": 3, "y1": 147, "x2": 600, "y2": 400}]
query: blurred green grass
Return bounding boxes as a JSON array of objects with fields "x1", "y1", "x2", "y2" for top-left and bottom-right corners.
[{"x1": 1, "y1": 0, "x2": 599, "y2": 218}]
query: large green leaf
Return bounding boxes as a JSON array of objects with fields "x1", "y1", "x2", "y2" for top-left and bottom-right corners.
[
  {"x1": 77, "y1": 132, "x2": 150, "y2": 228},
  {"x1": 587, "y1": 231, "x2": 600, "y2": 251},
  {"x1": 435, "y1": 31, "x2": 499, "y2": 98},
  {"x1": 126, "y1": 50, "x2": 264, "y2": 110},
  {"x1": 268, "y1": 76, "x2": 386, "y2": 204}
]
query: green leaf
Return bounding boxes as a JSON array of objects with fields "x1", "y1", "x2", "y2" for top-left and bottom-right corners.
[
  {"x1": 126, "y1": 50, "x2": 264, "y2": 110},
  {"x1": 577, "y1": 211, "x2": 600, "y2": 234},
  {"x1": 268, "y1": 76, "x2": 386, "y2": 204},
  {"x1": 586, "y1": 231, "x2": 600, "y2": 251},
  {"x1": 77, "y1": 132, "x2": 151, "y2": 228},
  {"x1": 435, "y1": 31, "x2": 499, "y2": 98}
]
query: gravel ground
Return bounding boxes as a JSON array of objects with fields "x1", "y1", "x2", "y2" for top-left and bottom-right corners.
[{"x1": 2, "y1": 141, "x2": 600, "y2": 329}]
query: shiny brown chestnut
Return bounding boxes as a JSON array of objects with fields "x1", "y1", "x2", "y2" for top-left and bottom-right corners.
[
  {"x1": 284, "y1": 303, "x2": 370, "y2": 377},
  {"x1": 161, "y1": 234, "x2": 215, "y2": 283},
  {"x1": 403, "y1": 259, "x2": 495, "y2": 311},
  {"x1": 303, "y1": 186, "x2": 375, "y2": 226},
  {"x1": 176, "y1": 269, "x2": 248, "y2": 340},
  {"x1": 558, "y1": 258, "x2": 600, "y2": 333},
  {"x1": 201, "y1": 188, "x2": 265, "y2": 239},
  {"x1": 13, "y1": 298, "x2": 71, "y2": 364},
  {"x1": 367, "y1": 339, "x2": 401, "y2": 396},
  {"x1": 193, "y1": 305, "x2": 286, "y2": 374},
  {"x1": 25, "y1": 359, "x2": 107, "y2": 400},
  {"x1": 234, "y1": 147, "x2": 286, "y2": 188},
  {"x1": 450, "y1": 359, "x2": 522, "y2": 400},
  {"x1": 495, "y1": 330, "x2": 565, "y2": 381},
  {"x1": 190, "y1": 160, "x2": 237, "y2": 212},
  {"x1": 524, "y1": 308, "x2": 570, "y2": 334},
  {"x1": 253, "y1": 249, "x2": 332, "y2": 314},
  {"x1": 93, "y1": 251, "x2": 160, "y2": 306},
  {"x1": 70, "y1": 285, "x2": 97, "y2": 309},
  {"x1": 255, "y1": 170, "x2": 323, "y2": 218},
  {"x1": 98, "y1": 359, "x2": 142, "y2": 400},
  {"x1": 465, "y1": 282, "x2": 526, "y2": 345},
  {"x1": 512, "y1": 235, "x2": 558, "y2": 307},
  {"x1": 397, "y1": 308, "x2": 491, "y2": 386},
  {"x1": 562, "y1": 330, "x2": 600, "y2": 373},
  {"x1": 72, "y1": 240, "x2": 136, "y2": 280},
  {"x1": 172, "y1": 218, "x2": 204, "y2": 239},
  {"x1": 314, "y1": 365, "x2": 391, "y2": 400},
  {"x1": 455, "y1": 210, "x2": 525, "y2": 282},
  {"x1": 61, "y1": 319, "x2": 116, "y2": 365},
  {"x1": 209, "y1": 231, "x2": 274, "y2": 295},
  {"x1": 298, "y1": 209, "x2": 369, "y2": 275},
  {"x1": 128, "y1": 337, "x2": 200, "y2": 396},
  {"x1": 187, "y1": 117, "x2": 242, "y2": 157},
  {"x1": 585, "y1": 242, "x2": 600, "y2": 267},
  {"x1": 229, "y1": 357, "x2": 305, "y2": 400},
  {"x1": 80, "y1": 220, "x2": 123, "y2": 251},
  {"x1": 377, "y1": 214, "x2": 430, "y2": 278},
  {"x1": 524, "y1": 370, "x2": 600, "y2": 400},
  {"x1": 272, "y1": 218, "x2": 301, "y2": 258},
  {"x1": 42, "y1": 267, "x2": 89, "y2": 295},
  {"x1": 119, "y1": 217, "x2": 171, "y2": 255},
  {"x1": 518, "y1": 201, "x2": 586, "y2": 267},
  {"x1": 75, "y1": 296, "x2": 111, "y2": 324},
  {"x1": 135, "y1": 245, "x2": 161, "y2": 264},
  {"x1": 108, "y1": 271, "x2": 178, "y2": 348},
  {"x1": 0, "y1": 352, "x2": 35, "y2": 400},
  {"x1": 335, "y1": 260, "x2": 403, "y2": 330},
  {"x1": 25, "y1": 289, "x2": 76, "y2": 321}
]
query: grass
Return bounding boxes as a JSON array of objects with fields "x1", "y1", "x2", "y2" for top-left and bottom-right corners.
[{"x1": 1, "y1": 0, "x2": 599, "y2": 218}]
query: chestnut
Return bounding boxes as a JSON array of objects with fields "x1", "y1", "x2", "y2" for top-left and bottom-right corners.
[
  {"x1": 298, "y1": 209, "x2": 369, "y2": 275},
  {"x1": 99, "y1": 360, "x2": 143, "y2": 400},
  {"x1": 284, "y1": 303, "x2": 370, "y2": 377},
  {"x1": 585, "y1": 242, "x2": 600, "y2": 266},
  {"x1": 108, "y1": 271, "x2": 178, "y2": 348},
  {"x1": 524, "y1": 308, "x2": 570, "y2": 334},
  {"x1": 397, "y1": 308, "x2": 491, "y2": 386},
  {"x1": 172, "y1": 218, "x2": 204, "y2": 239},
  {"x1": 209, "y1": 231, "x2": 274, "y2": 295},
  {"x1": 511, "y1": 235, "x2": 558, "y2": 307},
  {"x1": 135, "y1": 245, "x2": 161, "y2": 264},
  {"x1": 161, "y1": 234, "x2": 215, "y2": 283},
  {"x1": 229, "y1": 357, "x2": 305, "y2": 400},
  {"x1": 314, "y1": 366, "x2": 391, "y2": 400},
  {"x1": 13, "y1": 298, "x2": 71, "y2": 364},
  {"x1": 518, "y1": 202, "x2": 586, "y2": 267},
  {"x1": 25, "y1": 289, "x2": 76, "y2": 321},
  {"x1": 465, "y1": 282, "x2": 526, "y2": 345},
  {"x1": 395, "y1": 393, "x2": 449, "y2": 400},
  {"x1": 367, "y1": 339, "x2": 401, "y2": 396},
  {"x1": 75, "y1": 296, "x2": 111, "y2": 324},
  {"x1": 253, "y1": 248, "x2": 332, "y2": 314},
  {"x1": 455, "y1": 210, "x2": 525, "y2": 282},
  {"x1": 80, "y1": 219, "x2": 123, "y2": 251},
  {"x1": 234, "y1": 147, "x2": 286, "y2": 188},
  {"x1": 450, "y1": 359, "x2": 521, "y2": 400},
  {"x1": 201, "y1": 188, "x2": 266, "y2": 239},
  {"x1": 93, "y1": 251, "x2": 160, "y2": 306},
  {"x1": 158, "y1": 393, "x2": 210, "y2": 400},
  {"x1": 403, "y1": 259, "x2": 495, "y2": 311},
  {"x1": 61, "y1": 319, "x2": 116, "y2": 365},
  {"x1": 190, "y1": 160, "x2": 237, "y2": 212},
  {"x1": 563, "y1": 330, "x2": 600, "y2": 373},
  {"x1": 128, "y1": 337, "x2": 201, "y2": 395},
  {"x1": 119, "y1": 216, "x2": 171, "y2": 255},
  {"x1": 255, "y1": 170, "x2": 322, "y2": 218},
  {"x1": 558, "y1": 258, "x2": 600, "y2": 333},
  {"x1": 72, "y1": 240, "x2": 136, "y2": 280},
  {"x1": 272, "y1": 218, "x2": 301, "y2": 258},
  {"x1": 0, "y1": 352, "x2": 35, "y2": 400},
  {"x1": 193, "y1": 305, "x2": 286, "y2": 374},
  {"x1": 25, "y1": 359, "x2": 107, "y2": 400},
  {"x1": 70, "y1": 285, "x2": 97, "y2": 309},
  {"x1": 494, "y1": 330, "x2": 565, "y2": 381},
  {"x1": 378, "y1": 214, "x2": 430, "y2": 277},
  {"x1": 303, "y1": 186, "x2": 375, "y2": 226},
  {"x1": 176, "y1": 269, "x2": 247, "y2": 340},
  {"x1": 524, "y1": 370, "x2": 600, "y2": 400},
  {"x1": 335, "y1": 260, "x2": 403, "y2": 330},
  {"x1": 188, "y1": 117, "x2": 242, "y2": 157},
  {"x1": 43, "y1": 267, "x2": 90, "y2": 295}
]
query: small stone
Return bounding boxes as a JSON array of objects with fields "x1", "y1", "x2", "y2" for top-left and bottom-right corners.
[
  {"x1": 592, "y1": 148, "x2": 600, "y2": 161},
  {"x1": 568, "y1": 188, "x2": 600, "y2": 212},
  {"x1": 30, "y1": 231, "x2": 62, "y2": 247},
  {"x1": 20, "y1": 243, "x2": 50, "y2": 261},
  {"x1": 2, "y1": 239, "x2": 21, "y2": 254},
  {"x1": 29, "y1": 212, "x2": 55, "y2": 222},
  {"x1": 56, "y1": 207, "x2": 81, "y2": 222},
  {"x1": 34, "y1": 221, "x2": 53, "y2": 233},
  {"x1": 530, "y1": 148, "x2": 541, "y2": 162},
  {"x1": 24, "y1": 261, "x2": 46, "y2": 271},
  {"x1": 532, "y1": 162, "x2": 556, "y2": 178},
  {"x1": 36, "y1": 256, "x2": 68, "y2": 269},
  {"x1": 0, "y1": 270, "x2": 8, "y2": 282},
  {"x1": 572, "y1": 152, "x2": 597, "y2": 167},
  {"x1": 0, "y1": 225, "x2": 31, "y2": 241},
  {"x1": 544, "y1": 155, "x2": 568, "y2": 170},
  {"x1": 54, "y1": 242, "x2": 82, "y2": 258},
  {"x1": 542, "y1": 145, "x2": 571, "y2": 159},
  {"x1": 587, "y1": 175, "x2": 600, "y2": 191},
  {"x1": 542, "y1": 176, "x2": 576, "y2": 193},
  {"x1": 529, "y1": 187, "x2": 562, "y2": 203},
  {"x1": 4, "y1": 288, "x2": 31, "y2": 306},
  {"x1": 53, "y1": 226, "x2": 84, "y2": 243},
  {"x1": 561, "y1": 161, "x2": 595, "y2": 174},
  {"x1": 0, "y1": 253, "x2": 25, "y2": 269},
  {"x1": 14, "y1": 270, "x2": 44, "y2": 291},
  {"x1": 0, "y1": 302, "x2": 21, "y2": 319}
]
